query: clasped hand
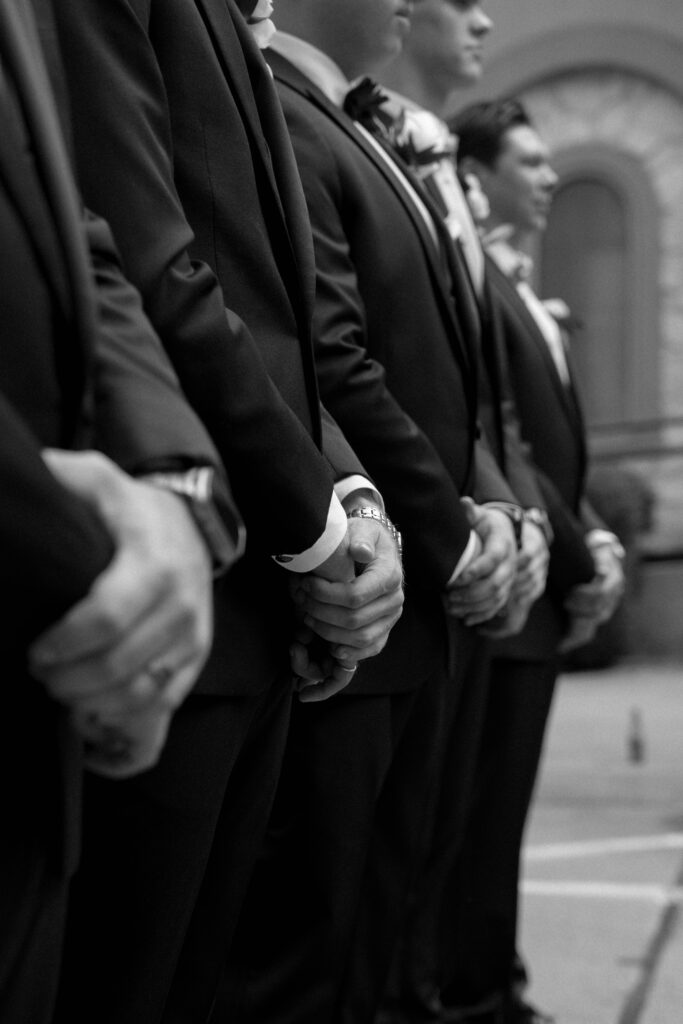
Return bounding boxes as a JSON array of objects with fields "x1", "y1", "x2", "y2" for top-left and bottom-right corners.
[
  {"x1": 444, "y1": 499, "x2": 517, "y2": 628},
  {"x1": 561, "y1": 542, "x2": 625, "y2": 652},
  {"x1": 289, "y1": 514, "x2": 404, "y2": 702},
  {"x1": 28, "y1": 449, "x2": 222, "y2": 777},
  {"x1": 480, "y1": 518, "x2": 549, "y2": 639}
]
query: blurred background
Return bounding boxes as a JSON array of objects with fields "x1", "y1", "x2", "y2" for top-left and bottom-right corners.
[{"x1": 450, "y1": 0, "x2": 683, "y2": 665}]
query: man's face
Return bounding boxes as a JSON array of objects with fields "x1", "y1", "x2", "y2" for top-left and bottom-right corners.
[
  {"x1": 408, "y1": 1, "x2": 493, "y2": 88},
  {"x1": 315, "y1": 0, "x2": 414, "y2": 79},
  {"x1": 479, "y1": 125, "x2": 559, "y2": 234}
]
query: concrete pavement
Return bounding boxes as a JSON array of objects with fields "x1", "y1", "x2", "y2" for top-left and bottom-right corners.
[{"x1": 519, "y1": 661, "x2": 683, "y2": 1024}]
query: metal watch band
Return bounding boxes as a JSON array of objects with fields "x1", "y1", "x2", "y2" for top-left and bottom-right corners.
[
  {"x1": 347, "y1": 506, "x2": 403, "y2": 557},
  {"x1": 142, "y1": 467, "x2": 240, "y2": 576}
]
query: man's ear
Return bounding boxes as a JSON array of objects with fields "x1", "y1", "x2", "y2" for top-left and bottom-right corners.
[{"x1": 459, "y1": 154, "x2": 490, "y2": 187}]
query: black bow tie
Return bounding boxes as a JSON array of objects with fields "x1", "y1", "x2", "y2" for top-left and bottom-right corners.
[{"x1": 343, "y1": 77, "x2": 396, "y2": 140}]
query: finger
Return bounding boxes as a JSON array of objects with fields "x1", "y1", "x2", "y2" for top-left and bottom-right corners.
[
  {"x1": 297, "y1": 665, "x2": 357, "y2": 703},
  {"x1": 302, "y1": 605, "x2": 401, "y2": 654},
  {"x1": 290, "y1": 642, "x2": 324, "y2": 683},
  {"x1": 29, "y1": 547, "x2": 167, "y2": 670},
  {"x1": 36, "y1": 596, "x2": 205, "y2": 707},
  {"x1": 300, "y1": 588, "x2": 403, "y2": 631},
  {"x1": 448, "y1": 569, "x2": 515, "y2": 612},
  {"x1": 327, "y1": 610, "x2": 397, "y2": 659},
  {"x1": 294, "y1": 561, "x2": 402, "y2": 612}
]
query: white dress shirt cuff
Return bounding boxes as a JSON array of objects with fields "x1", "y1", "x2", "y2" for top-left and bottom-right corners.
[
  {"x1": 447, "y1": 530, "x2": 480, "y2": 587},
  {"x1": 334, "y1": 475, "x2": 384, "y2": 512},
  {"x1": 272, "y1": 491, "x2": 348, "y2": 573}
]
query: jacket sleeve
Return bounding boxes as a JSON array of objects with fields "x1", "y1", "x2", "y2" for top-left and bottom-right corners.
[
  {"x1": 0, "y1": 394, "x2": 114, "y2": 652},
  {"x1": 537, "y1": 470, "x2": 596, "y2": 598},
  {"x1": 51, "y1": 0, "x2": 337, "y2": 558},
  {"x1": 279, "y1": 95, "x2": 473, "y2": 590}
]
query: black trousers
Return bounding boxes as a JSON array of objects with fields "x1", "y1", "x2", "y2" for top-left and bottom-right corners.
[
  {"x1": 384, "y1": 633, "x2": 493, "y2": 1017},
  {"x1": 54, "y1": 677, "x2": 293, "y2": 1024},
  {"x1": 0, "y1": 841, "x2": 68, "y2": 1024},
  {"x1": 440, "y1": 655, "x2": 560, "y2": 1012},
  {"x1": 220, "y1": 659, "x2": 454, "y2": 1024}
]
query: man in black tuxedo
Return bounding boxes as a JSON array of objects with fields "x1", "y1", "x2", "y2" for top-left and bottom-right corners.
[
  {"x1": 0, "y1": 1, "x2": 245, "y2": 1021},
  {"x1": 215, "y1": 3, "x2": 550, "y2": 1023},
  {"x1": 47, "y1": 0, "x2": 405, "y2": 1021},
  {"x1": 375, "y1": 6, "x2": 574, "y2": 1020},
  {"x1": 423, "y1": 97, "x2": 626, "y2": 1024}
]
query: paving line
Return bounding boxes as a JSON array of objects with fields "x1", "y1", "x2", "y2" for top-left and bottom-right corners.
[
  {"x1": 617, "y1": 852, "x2": 683, "y2": 1024},
  {"x1": 521, "y1": 880, "x2": 683, "y2": 905},
  {"x1": 523, "y1": 833, "x2": 683, "y2": 861}
]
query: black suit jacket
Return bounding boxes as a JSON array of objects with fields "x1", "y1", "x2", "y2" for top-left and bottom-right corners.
[
  {"x1": 51, "y1": 0, "x2": 369, "y2": 696},
  {"x1": 485, "y1": 256, "x2": 597, "y2": 657},
  {"x1": 0, "y1": 1, "x2": 229, "y2": 1013},
  {"x1": 270, "y1": 51, "x2": 523, "y2": 691}
]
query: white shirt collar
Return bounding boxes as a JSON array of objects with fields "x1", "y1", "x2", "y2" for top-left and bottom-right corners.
[
  {"x1": 270, "y1": 31, "x2": 350, "y2": 108},
  {"x1": 483, "y1": 228, "x2": 533, "y2": 282}
]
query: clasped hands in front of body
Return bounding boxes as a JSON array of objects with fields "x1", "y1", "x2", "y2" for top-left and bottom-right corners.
[
  {"x1": 289, "y1": 514, "x2": 405, "y2": 702},
  {"x1": 445, "y1": 498, "x2": 549, "y2": 639},
  {"x1": 560, "y1": 540, "x2": 625, "y2": 652},
  {"x1": 28, "y1": 449, "x2": 223, "y2": 779}
]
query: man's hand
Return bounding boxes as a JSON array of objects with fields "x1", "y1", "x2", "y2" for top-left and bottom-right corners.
[
  {"x1": 289, "y1": 514, "x2": 404, "y2": 700},
  {"x1": 512, "y1": 519, "x2": 549, "y2": 605},
  {"x1": 563, "y1": 543, "x2": 625, "y2": 625},
  {"x1": 559, "y1": 542, "x2": 624, "y2": 656},
  {"x1": 445, "y1": 499, "x2": 517, "y2": 626},
  {"x1": 289, "y1": 625, "x2": 359, "y2": 703},
  {"x1": 559, "y1": 613, "x2": 599, "y2": 653},
  {"x1": 28, "y1": 450, "x2": 215, "y2": 773}
]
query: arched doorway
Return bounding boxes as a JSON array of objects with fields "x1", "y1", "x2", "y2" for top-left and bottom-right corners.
[{"x1": 541, "y1": 176, "x2": 629, "y2": 430}]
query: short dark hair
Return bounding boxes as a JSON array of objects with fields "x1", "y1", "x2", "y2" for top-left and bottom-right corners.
[{"x1": 449, "y1": 99, "x2": 532, "y2": 167}]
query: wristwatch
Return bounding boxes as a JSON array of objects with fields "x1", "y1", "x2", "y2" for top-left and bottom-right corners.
[
  {"x1": 523, "y1": 507, "x2": 554, "y2": 547},
  {"x1": 142, "y1": 466, "x2": 243, "y2": 576},
  {"x1": 483, "y1": 501, "x2": 524, "y2": 550},
  {"x1": 347, "y1": 506, "x2": 403, "y2": 558}
]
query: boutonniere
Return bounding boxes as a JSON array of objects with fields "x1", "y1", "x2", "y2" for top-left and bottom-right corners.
[
  {"x1": 247, "y1": 0, "x2": 275, "y2": 49},
  {"x1": 542, "y1": 298, "x2": 583, "y2": 334},
  {"x1": 343, "y1": 78, "x2": 398, "y2": 142},
  {"x1": 391, "y1": 108, "x2": 457, "y2": 176}
]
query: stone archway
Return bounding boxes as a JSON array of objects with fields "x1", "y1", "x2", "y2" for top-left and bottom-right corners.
[{"x1": 521, "y1": 69, "x2": 683, "y2": 426}]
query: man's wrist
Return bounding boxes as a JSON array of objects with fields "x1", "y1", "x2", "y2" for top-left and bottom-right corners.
[
  {"x1": 336, "y1": 477, "x2": 384, "y2": 512},
  {"x1": 524, "y1": 506, "x2": 553, "y2": 546},
  {"x1": 347, "y1": 506, "x2": 403, "y2": 558},
  {"x1": 483, "y1": 501, "x2": 524, "y2": 549},
  {"x1": 141, "y1": 467, "x2": 242, "y2": 577}
]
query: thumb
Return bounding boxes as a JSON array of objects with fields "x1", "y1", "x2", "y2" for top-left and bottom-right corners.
[
  {"x1": 348, "y1": 531, "x2": 376, "y2": 566},
  {"x1": 460, "y1": 496, "x2": 478, "y2": 527},
  {"x1": 43, "y1": 448, "x2": 117, "y2": 506}
]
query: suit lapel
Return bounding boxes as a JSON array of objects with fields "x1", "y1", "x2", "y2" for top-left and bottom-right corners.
[
  {"x1": 271, "y1": 51, "x2": 476, "y2": 387},
  {"x1": 487, "y1": 256, "x2": 582, "y2": 426},
  {"x1": 195, "y1": 0, "x2": 317, "y2": 320}
]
